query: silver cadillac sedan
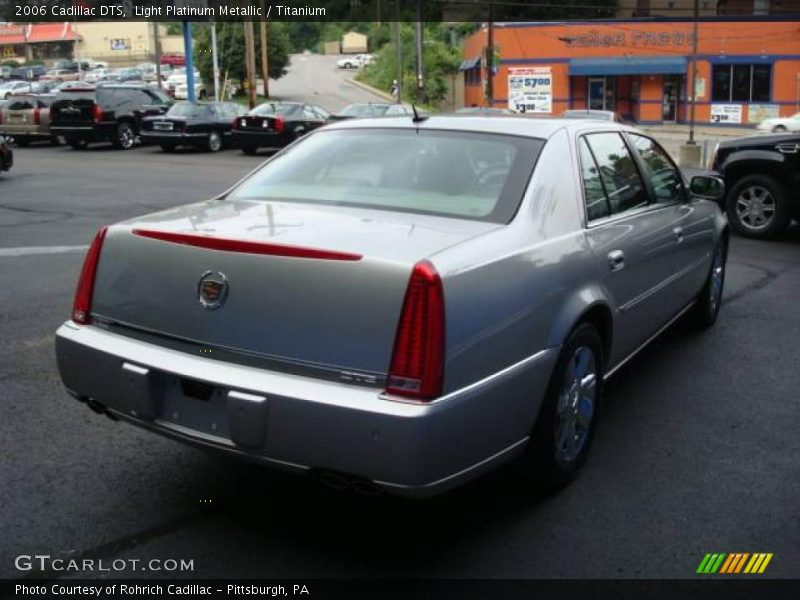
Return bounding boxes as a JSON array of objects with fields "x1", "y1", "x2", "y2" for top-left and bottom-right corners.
[{"x1": 55, "y1": 116, "x2": 728, "y2": 497}]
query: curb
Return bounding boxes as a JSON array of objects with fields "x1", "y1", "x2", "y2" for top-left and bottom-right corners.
[{"x1": 344, "y1": 77, "x2": 394, "y2": 102}]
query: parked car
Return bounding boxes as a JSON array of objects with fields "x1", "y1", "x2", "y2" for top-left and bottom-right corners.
[
  {"x1": 0, "y1": 93, "x2": 60, "y2": 145},
  {"x1": 337, "y1": 56, "x2": 364, "y2": 69},
  {"x1": 0, "y1": 135, "x2": 12, "y2": 174},
  {"x1": 50, "y1": 85, "x2": 172, "y2": 150},
  {"x1": 30, "y1": 80, "x2": 60, "y2": 93},
  {"x1": 115, "y1": 68, "x2": 144, "y2": 83},
  {"x1": 756, "y1": 112, "x2": 800, "y2": 134},
  {"x1": 0, "y1": 65, "x2": 12, "y2": 80},
  {"x1": 329, "y1": 102, "x2": 412, "y2": 120},
  {"x1": 55, "y1": 117, "x2": 728, "y2": 497},
  {"x1": 1, "y1": 80, "x2": 33, "y2": 99},
  {"x1": 231, "y1": 101, "x2": 330, "y2": 154},
  {"x1": 174, "y1": 80, "x2": 208, "y2": 100},
  {"x1": 10, "y1": 65, "x2": 47, "y2": 81},
  {"x1": 165, "y1": 68, "x2": 200, "y2": 96},
  {"x1": 140, "y1": 101, "x2": 245, "y2": 152},
  {"x1": 51, "y1": 80, "x2": 90, "y2": 93},
  {"x1": 160, "y1": 53, "x2": 185, "y2": 67},
  {"x1": 84, "y1": 68, "x2": 114, "y2": 83},
  {"x1": 711, "y1": 133, "x2": 800, "y2": 239},
  {"x1": 561, "y1": 109, "x2": 626, "y2": 123},
  {"x1": 40, "y1": 69, "x2": 80, "y2": 83}
]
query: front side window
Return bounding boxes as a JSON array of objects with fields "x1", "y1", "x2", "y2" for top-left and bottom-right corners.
[
  {"x1": 229, "y1": 128, "x2": 543, "y2": 223},
  {"x1": 582, "y1": 133, "x2": 648, "y2": 216},
  {"x1": 628, "y1": 134, "x2": 686, "y2": 204}
]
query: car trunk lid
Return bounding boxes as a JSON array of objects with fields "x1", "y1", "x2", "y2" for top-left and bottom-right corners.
[{"x1": 90, "y1": 199, "x2": 499, "y2": 376}]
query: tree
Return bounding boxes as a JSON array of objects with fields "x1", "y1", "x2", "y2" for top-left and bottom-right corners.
[
  {"x1": 358, "y1": 23, "x2": 461, "y2": 105},
  {"x1": 194, "y1": 22, "x2": 291, "y2": 94}
]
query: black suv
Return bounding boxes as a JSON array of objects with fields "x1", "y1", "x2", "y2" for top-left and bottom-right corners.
[
  {"x1": 50, "y1": 85, "x2": 172, "y2": 150},
  {"x1": 712, "y1": 133, "x2": 800, "y2": 239}
]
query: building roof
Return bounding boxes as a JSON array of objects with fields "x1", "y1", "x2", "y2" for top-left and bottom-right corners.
[{"x1": 0, "y1": 23, "x2": 80, "y2": 45}]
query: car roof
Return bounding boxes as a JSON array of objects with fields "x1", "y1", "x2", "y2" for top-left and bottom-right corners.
[{"x1": 323, "y1": 114, "x2": 638, "y2": 139}]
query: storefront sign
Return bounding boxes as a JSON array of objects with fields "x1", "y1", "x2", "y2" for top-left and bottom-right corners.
[
  {"x1": 564, "y1": 30, "x2": 696, "y2": 48},
  {"x1": 710, "y1": 104, "x2": 743, "y2": 124},
  {"x1": 748, "y1": 104, "x2": 780, "y2": 124},
  {"x1": 508, "y1": 67, "x2": 552, "y2": 114},
  {"x1": 110, "y1": 39, "x2": 131, "y2": 51}
]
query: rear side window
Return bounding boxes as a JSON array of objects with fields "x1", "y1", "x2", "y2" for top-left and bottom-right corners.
[
  {"x1": 578, "y1": 138, "x2": 611, "y2": 221},
  {"x1": 628, "y1": 134, "x2": 686, "y2": 204},
  {"x1": 580, "y1": 132, "x2": 648, "y2": 219}
]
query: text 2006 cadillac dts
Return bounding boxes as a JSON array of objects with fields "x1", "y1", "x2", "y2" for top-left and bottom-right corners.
[{"x1": 56, "y1": 116, "x2": 728, "y2": 497}]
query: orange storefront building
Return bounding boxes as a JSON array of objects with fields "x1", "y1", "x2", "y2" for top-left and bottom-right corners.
[{"x1": 462, "y1": 18, "x2": 800, "y2": 126}]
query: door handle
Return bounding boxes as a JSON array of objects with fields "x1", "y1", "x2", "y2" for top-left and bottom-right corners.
[
  {"x1": 673, "y1": 226, "x2": 684, "y2": 243},
  {"x1": 607, "y1": 250, "x2": 626, "y2": 272}
]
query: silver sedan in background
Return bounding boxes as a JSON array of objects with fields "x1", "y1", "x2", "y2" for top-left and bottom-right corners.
[{"x1": 55, "y1": 117, "x2": 728, "y2": 497}]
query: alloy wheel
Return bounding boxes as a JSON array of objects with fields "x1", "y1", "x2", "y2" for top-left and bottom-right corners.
[
  {"x1": 118, "y1": 124, "x2": 134, "y2": 149},
  {"x1": 735, "y1": 185, "x2": 776, "y2": 231},
  {"x1": 709, "y1": 244, "x2": 725, "y2": 315},
  {"x1": 208, "y1": 131, "x2": 222, "y2": 152},
  {"x1": 555, "y1": 346, "x2": 597, "y2": 464}
]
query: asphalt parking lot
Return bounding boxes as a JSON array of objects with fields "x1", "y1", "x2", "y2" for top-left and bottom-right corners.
[{"x1": 1, "y1": 143, "x2": 799, "y2": 580}]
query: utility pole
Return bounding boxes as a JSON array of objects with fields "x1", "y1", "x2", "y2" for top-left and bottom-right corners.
[
  {"x1": 244, "y1": 20, "x2": 257, "y2": 109},
  {"x1": 486, "y1": 3, "x2": 494, "y2": 106},
  {"x1": 679, "y1": 0, "x2": 701, "y2": 166},
  {"x1": 153, "y1": 22, "x2": 163, "y2": 91},
  {"x1": 415, "y1": 1, "x2": 424, "y2": 102},
  {"x1": 183, "y1": 21, "x2": 196, "y2": 103},
  {"x1": 392, "y1": 2, "x2": 402, "y2": 103},
  {"x1": 688, "y1": 0, "x2": 699, "y2": 144},
  {"x1": 260, "y1": 0, "x2": 269, "y2": 98},
  {"x1": 211, "y1": 23, "x2": 220, "y2": 101}
]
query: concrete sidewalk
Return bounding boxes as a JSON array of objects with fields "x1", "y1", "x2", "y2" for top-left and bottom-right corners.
[{"x1": 637, "y1": 123, "x2": 755, "y2": 138}]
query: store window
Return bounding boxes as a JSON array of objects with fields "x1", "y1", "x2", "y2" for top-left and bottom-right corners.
[{"x1": 711, "y1": 64, "x2": 771, "y2": 103}]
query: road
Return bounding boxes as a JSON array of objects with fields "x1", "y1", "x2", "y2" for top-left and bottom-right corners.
[
  {"x1": 268, "y1": 52, "x2": 387, "y2": 113},
  {"x1": 1, "y1": 55, "x2": 799, "y2": 582}
]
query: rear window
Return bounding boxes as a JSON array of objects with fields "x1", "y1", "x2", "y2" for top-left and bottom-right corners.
[
  {"x1": 229, "y1": 128, "x2": 543, "y2": 223},
  {"x1": 251, "y1": 103, "x2": 298, "y2": 116},
  {"x1": 339, "y1": 104, "x2": 389, "y2": 118},
  {"x1": 54, "y1": 89, "x2": 96, "y2": 102},
  {"x1": 168, "y1": 102, "x2": 212, "y2": 118}
]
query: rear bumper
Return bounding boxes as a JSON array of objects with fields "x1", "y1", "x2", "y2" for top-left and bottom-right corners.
[
  {"x1": 140, "y1": 131, "x2": 207, "y2": 145},
  {"x1": 0, "y1": 125, "x2": 51, "y2": 138},
  {"x1": 231, "y1": 130, "x2": 290, "y2": 148},
  {"x1": 55, "y1": 322, "x2": 557, "y2": 497},
  {"x1": 50, "y1": 125, "x2": 106, "y2": 142}
]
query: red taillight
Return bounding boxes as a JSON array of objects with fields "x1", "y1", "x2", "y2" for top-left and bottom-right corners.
[
  {"x1": 274, "y1": 117, "x2": 284, "y2": 133},
  {"x1": 72, "y1": 226, "x2": 108, "y2": 324},
  {"x1": 33, "y1": 107, "x2": 41, "y2": 125},
  {"x1": 386, "y1": 261, "x2": 445, "y2": 401},
  {"x1": 92, "y1": 103, "x2": 102, "y2": 123}
]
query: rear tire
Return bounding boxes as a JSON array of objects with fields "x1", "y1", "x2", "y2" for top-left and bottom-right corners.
[
  {"x1": 50, "y1": 136, "x2": 63, "y2": 146},
  {"x1": 519, "y1": 323, "x2": 604, "y2": 492},
  {"x1": 725, "y1": 174, "x2": 790, "y2": 239},
  {"x1": 112, "y1": 122, "x2": 135, "y2": 150},
  {"x1": 688, "y1": 237, "x2": 727, "y2": 329},
  {"x1": 772, "y1": 125, "x2": 787, "y2": 133},
  {"x1": 206, "y1": 130, "x2": 222, "y2": 152},
  {"x1": 241, "y1": 145, "x2": 258, "y2": 156}
]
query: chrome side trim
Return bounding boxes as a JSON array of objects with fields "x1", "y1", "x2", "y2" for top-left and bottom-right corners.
[
  {"x1": 605, "y1": 300, "x2": 696, "y2": 380},
  {"x1": 619, "y1": 254, "x2": 708, "y2": 314},
  {"x1": 228, "y1": 390, "x2": 267, "y2": 404},
  {"x1": 380, "y1": 347, "x2": 556, "y2": 406},
  {"x1": 122, "y1": 362, "x2": 149, "y2": 376},
  {"x1": 375, "y1": 437, "x2": 529, "y2": 491}
]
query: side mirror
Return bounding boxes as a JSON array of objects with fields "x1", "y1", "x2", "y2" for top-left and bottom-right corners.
[{"x1": 690, "y1": 175, "x2": 725, "y2": 202}]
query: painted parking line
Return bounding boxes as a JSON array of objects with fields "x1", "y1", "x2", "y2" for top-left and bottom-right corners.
[{"x1": 0, "y1": 245, "x2": 88, "y2": 258}]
